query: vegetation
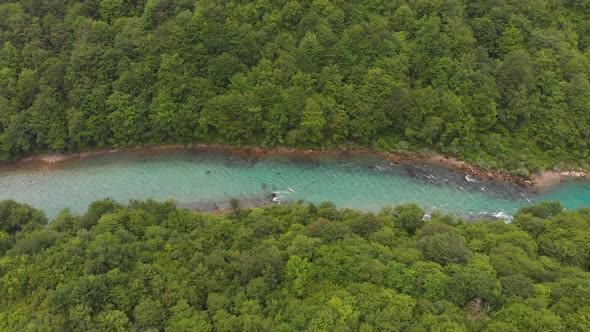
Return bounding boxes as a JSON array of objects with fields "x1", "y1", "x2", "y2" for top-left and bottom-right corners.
[
  {"x1": 1, "y1": 199, "x2": 590, "y2": 331},
  {"x1": 1, "y1": 1, "x2": 590, "y2": 172},
  {"x1": 3, "y1": 2, "x2": 589, "y2": 329}
]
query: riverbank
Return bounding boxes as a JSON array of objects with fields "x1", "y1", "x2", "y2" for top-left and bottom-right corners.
[
  {"x1": 2, "y1": 143, "x2": 588, "y2": 189},
  {"x1": 531, "y1": 170, "x2": 590, "y2": 188}
]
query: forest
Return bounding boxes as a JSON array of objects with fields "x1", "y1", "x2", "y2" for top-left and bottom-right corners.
[
  {"x1": 0, "y1": 0, "x2": 589, "y2": 174},
  {"x1": 0, "y1": 199, "x2": 589, "y2": 331}
]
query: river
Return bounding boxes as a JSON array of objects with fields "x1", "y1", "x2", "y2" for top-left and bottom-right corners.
[{"x1": 0, "y1": 149, "x2": 588, "y2": 220}]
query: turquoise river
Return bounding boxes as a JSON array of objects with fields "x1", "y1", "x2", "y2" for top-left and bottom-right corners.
[{"x1": 0, "y1": 149, "x2": 589, "y2": 220}]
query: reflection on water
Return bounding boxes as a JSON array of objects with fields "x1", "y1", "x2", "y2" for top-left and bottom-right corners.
[{"x1": 0, "y1": 149, "x2": 588, "y2": 220}]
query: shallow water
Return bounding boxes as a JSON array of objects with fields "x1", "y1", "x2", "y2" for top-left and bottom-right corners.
[{"x1": 0, "y1": 150, "x2": 588, "y2": 219}]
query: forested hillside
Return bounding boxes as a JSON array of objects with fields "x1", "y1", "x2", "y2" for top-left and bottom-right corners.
[
  {"x1": 0, "y1": 199, "x2": 589, "y2": 331},
  {"x1": 1, "y1": 1, "x2": 590, "y2": 172}
]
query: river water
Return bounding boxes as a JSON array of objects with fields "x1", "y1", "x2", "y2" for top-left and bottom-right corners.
[{"x1": 0, "y1": 150, "x2": 588, "y2": 220}]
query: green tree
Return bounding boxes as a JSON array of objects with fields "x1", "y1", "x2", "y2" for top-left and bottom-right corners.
[
  {"x1": 99, "y1": 0, "x2": 127, "y2": 23},
  {"x1": 166, "y1": 300, "x2": 212, "y2": 332},
  {"x1": 419, "y1": 232, "x2": 471, "y2": 265},
  {"x1": 133, "y1": 298, "x2": 166, "y2": 331},
  {"x1": 492, "y1": 303, "x2": 563, "y2": 331},
  {"x1": 286, "y1": 256, "x2": 316, "y2": 297},
  {"x1": 446, "y1": 265, "x2": 501, "y2": 306},
  {"x1": 299, "y1": 96, "x2": 326, "y2": 145},
  {"x1": 96, "y1": 310, "x2": 131, "y2": 332},
  {"x1": 393, "y1": 203, "x2": 424, "y2": 235},
  {"x1": 0, "y1": 200, "x2": 47, "y2": 235}
]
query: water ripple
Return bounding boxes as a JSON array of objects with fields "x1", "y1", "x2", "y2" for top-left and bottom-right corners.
[{"x1": 0, "y1": 150, "x2": 589, "y2": 219}]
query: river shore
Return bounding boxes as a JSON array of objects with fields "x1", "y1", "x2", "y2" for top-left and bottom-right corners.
[
  {"x1": 531, "y1": 170, "x2": 590, "y2": 188},
  {"x1": 1, "y1": 143, "x2": 588, "y2": 189}
]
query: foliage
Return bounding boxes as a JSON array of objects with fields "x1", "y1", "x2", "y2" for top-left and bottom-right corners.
[
  {"x1": 0, "y1": 199, "x2": 589, "y2": 331},
  {"x1": 0, "y1": 200, "x2": 47, "y2": 235},
  {"x1": 0, "y1": 1, "x2": 588, "y2": 172}
]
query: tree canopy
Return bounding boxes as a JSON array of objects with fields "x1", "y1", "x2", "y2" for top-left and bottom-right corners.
[
  {"x1": 1, "y1": 199, "x2": 590, "y2": 331},
  {"x1": 0, "y1": 0, "x2": 589, "y2": 173}
]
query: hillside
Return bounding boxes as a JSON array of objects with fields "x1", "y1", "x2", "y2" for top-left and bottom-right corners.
[
  {"x1": 1, "y1": 199, "x2": 589, "y2": 331},
  {"x1": 0, "y1": 1, "x2": 589, "y2": 173}
]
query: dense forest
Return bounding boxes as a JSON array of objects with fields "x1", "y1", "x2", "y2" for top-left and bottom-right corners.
[
  {"x1": 0, "y1": 1, "x2": 589, "y2": 173},
  {"x1": 0, "y1": 199, "x2": 589, "y2": 331}
]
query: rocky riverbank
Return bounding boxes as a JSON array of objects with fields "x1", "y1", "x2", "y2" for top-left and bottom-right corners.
[{"x1": 531, "y1": 170, "x2": 590, "y2": 188}]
